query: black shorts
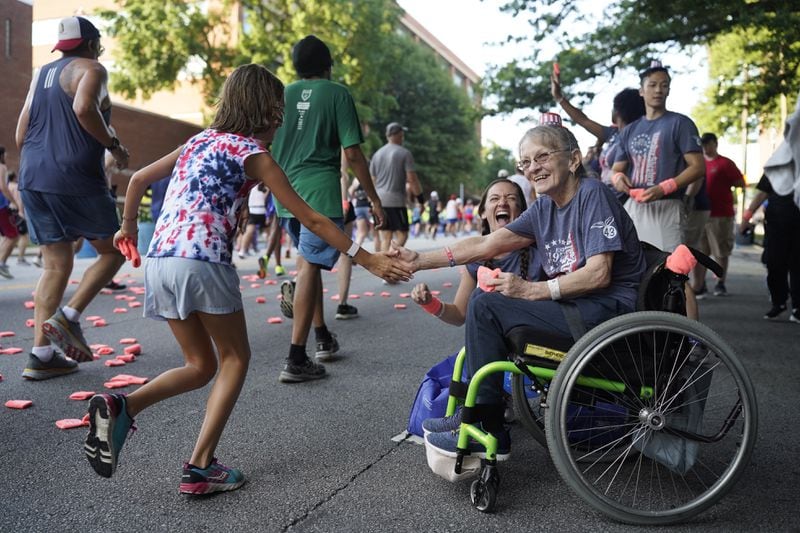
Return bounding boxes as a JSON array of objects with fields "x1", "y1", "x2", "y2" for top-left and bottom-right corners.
[
  {"x1": 248, "y1": 213, "x2": 267, "y2": 226},
  {"x1": 344, "y1": 201, "x2": 356, "y2": 225},
  {"x1": 381, "y1": 207, "x2": 409, "y2": 232}
]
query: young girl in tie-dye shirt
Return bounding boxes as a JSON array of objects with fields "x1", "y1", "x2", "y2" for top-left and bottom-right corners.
[{"x1": 83, "y1": 64, "x2": 411, "y2": 495}]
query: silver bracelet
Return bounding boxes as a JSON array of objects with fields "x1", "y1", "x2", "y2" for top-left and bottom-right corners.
[{"x1": 548, "y1": 277, "x2": 561, "y2": 300}]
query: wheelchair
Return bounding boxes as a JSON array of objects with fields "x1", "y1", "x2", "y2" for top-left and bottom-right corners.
[{"x1": 437, "y1": 243, "x2": 758, "y2": 525}]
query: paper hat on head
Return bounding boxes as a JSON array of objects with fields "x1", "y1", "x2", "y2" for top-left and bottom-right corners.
[
  {"x1": 385, "y1": 122, "x2": 407, "y2": 136},
  {"x1": 52, "y1": 16, "x2": 100, "y2": 52},
  {"x1": 539, "y1": 112, "x2": 563, "y2": 127}
]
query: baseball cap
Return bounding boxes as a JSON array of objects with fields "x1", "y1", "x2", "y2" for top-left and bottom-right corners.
[
  {"x1": 539, "y1": 112, "x2": 563, "y2": 127},
  {"x1": 52, "y1": 16, "x2": 100, "y2": 52},
  {"x1": 386, "y1": 122, "x2": 407, "y2": 136},
  {"x1": 292, "y1": 35, "x2": 333, "y2": 77}
]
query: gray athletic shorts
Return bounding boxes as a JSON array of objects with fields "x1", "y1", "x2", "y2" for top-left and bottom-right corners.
[{"x1": 143, "y1": 257, "x2": 242, "y2": 321}]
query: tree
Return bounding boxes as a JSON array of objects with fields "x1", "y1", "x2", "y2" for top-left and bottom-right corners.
[
  {"x1": 485, "y1": 0, "x2": 800, "y2": 132},
  {"x1": 98, "y1": 0, "x2": 482, "y2": 194}
]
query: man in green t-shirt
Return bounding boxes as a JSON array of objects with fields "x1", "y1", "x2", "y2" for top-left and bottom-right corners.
[{"x1": 272, "y1": 35, "x2": 384, "y2": 383}]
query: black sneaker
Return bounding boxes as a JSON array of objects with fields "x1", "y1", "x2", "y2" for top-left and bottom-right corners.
[
  {"x1": 335, "y1": 303, "x2": 359, "y2": 320},
  {"x1": 315, "y1": 333, "x2": 340, "y2": 362},
  {"x1": 790, "y1": 308, "x2": 800, "y2": 324},
  {"x1": 764, "y1": 304, "x2": 787, "y2": 319},
  {"x1": 280, "y1": 280, "x2": 295, "y2": 319},
  {"x1": 105, "y1": 280, "x2": 127, "y2": 291},
  {"x1": 21, "y1": 352, "x2": 78, "y2": 380},
  {"x1": 713, "y1": 282, "x2": 727, "y2": 296},
  {"x1": 278, "y1": 358, "x2": 326, "y2": 383},
  {"x1": 694, "y1": 285, "x2": 708, "y2": 300}
]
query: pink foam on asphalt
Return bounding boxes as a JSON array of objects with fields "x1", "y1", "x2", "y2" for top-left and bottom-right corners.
[
  {"x1": 442, "y1": 282, "x2": 453, "y2": 288},
  {"x1": 0, "y1": 331, "x2": 15, "y2": 338},
  {"x1": 330, "y1": 295, "x2": 340, "y2": 301},
  {"x1": 267, "y1": 317, "x2": 283, "y2": 324},
  {"x1": 85, "y1": 315, "x2": 102, "y2": 321},
  {"x1": 113, "y1": 308, "x2": 128, "y2": 313},
  {"x1": 123, "y1": 344, "x2": 141, "y2": 355},
  {"x1": 0, "y1": 348, "x2": 23, "y2": 355},
  {"x1": 431, "y1": 290, "x2": 441, "y2": 296},
  {"x1": 104, "y1": 380, "x2": 128, "y2": 388},
  {"x1": 128, "y1": 301, "x2": 142, "y2": 308},
  {"x1": 264, "y1": 280, "x2": 277, "y2": 285},
  {"x1": 250, "y1": 283, "x2": 261, "y2": 289},
  {"x1": 96, "y1": 346, "x2": 115, "y2": 356},
  {"x1": 99, "y1": 289, "x2": 113, "y2": 295},
  {"x1": 56, "y1": 418, "x2": 89, "y2": 430},
  {"x1": 110, "y1": 374, "x2": 148, "y2": 385},
  {"x1": 363, "y1": 292, "x2": 374, "y2": 297},
  {"x1": 394, "y1": 304, "x2": 407, "y2": 310},
  {"x1": 399, "y1": 293, "x2": 410, "y2": 298},
  {"x1": 115, "y1": 354, "x2": 136, "y2": 363},
  {"x1": 24, "y1": 301, "x2": 35, "y2": 309},
  {"x1": 114, "y1": 295, "x2": 128, "y2": 301},
  {"x1": 5, "y1": 400, "x2": 33, "y2": 409},
  {"x1": 255, "y1": 296, "x2": 266, "y2": 304},
  {"x1": 350, "y1": 294, "x2": 360, "y2": 299},
  {"x1": 25, "y1": 319, "x2": 35, "y2": 328},
  {"x1": 119, "y1": 338, "x2": 137, "y2": 345},
  {"x1": 380, "y1": 291, "x2": 391, "y2": 297},
  {"x1": 104, "y1": 359, "x2": 125, "y2": 367},
  {"x1": 69, "y1": 391, "x2": 96, "y2": 401}
]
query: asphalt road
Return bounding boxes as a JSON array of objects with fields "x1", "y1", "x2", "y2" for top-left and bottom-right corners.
[{"x1": 0, "y1": 236, "x2": 796, "y2": 533}]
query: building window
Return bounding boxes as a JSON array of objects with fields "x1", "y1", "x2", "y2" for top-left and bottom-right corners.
[{"x1": 5, "y1": 19, "x2": 11, "y2": 58}]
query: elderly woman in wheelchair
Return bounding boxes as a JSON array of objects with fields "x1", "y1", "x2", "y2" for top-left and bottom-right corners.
[{"x1": 393, "y1": 122, "x2": 756, "y2": 524}]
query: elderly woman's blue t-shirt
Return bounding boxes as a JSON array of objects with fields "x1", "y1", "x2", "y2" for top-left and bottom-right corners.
[{"x1": 505, "y1": 178, "x2": 645, "y2": 310}]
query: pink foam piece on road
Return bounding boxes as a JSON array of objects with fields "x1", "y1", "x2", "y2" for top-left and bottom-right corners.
[
  {"x1": 255, "y1": 296, "x2": 266, "y2": 304},
  {"x1": 264, "y1": 279, "x2": 277, "y2": 285},
  {"x1": 129, "y1": 287, "x2": 145, "y2": 294},
  {"x1": 380, "y1": 291, "x2": 391, "y2": 297},
  {"x1": 394, "y1": 304, "x2": 407, "y2": 310},
  {"x1": 69, "y1": 391, "x2": 96, "y2": 401},
  {"x1": 113, "y1": 308, "x2": 128, "y2": 313},
  {"x1": 96, "y1": 346, "x2": 115, "y2": 356},
  {"x1": 350, "y1": 294, "x2": 360, "y2": 299},
  {"x1": 104, "y1": 380, "x2": 129, "y2": 388},
  {"x1": 114, "y1": 295, "x2": 128, "y2": 300},
  {"x1": 267, "y1": 317, "x2": 283, "y2": 324},
  {"x1": 0, "y1": 348, "x2": 24, "y2": 355},
  {"x1": 399, "y1": 293, "x2": 410, "y2": 298},
  {"x1": 250, "y1": 283, "x2": 261, "y2": 289},
  {"x1": 124, "y1": 296, "x2": 137, "y2": 301},
  {"x1": 431, "y1": 290, "x2": 441, "y2": 296},
  {"x1": 289, "y1": 270, "x2": 298, "y2": 276},
  {"x1": 115, "y1": 354, "x2": 136, "y2": 363},
  {"x1": 322, "y1": 288, "x2": 329, "y2": 293},
  {"x1": 110, "y1": 374, "x2": 148, "y2": 385},
  {"x1": 93, "y1": 319, "x2": 107, "y2": 327},
  {"x1": 119, "y1": 338, "x2": 137, "y2": 344},
  {"x1": 104, "y1": 359, "x2": 125, "y2": 367},
  {"x1": 0, "y1": 331, "x2": 15, "y2": 338},
  {"x1": 99, "y1": 289, "x2": 113, "y2": 295},
  {"x1": 123, "y1": 344, "x2": 142, "y2": 355},
  {"x1": 5, "y1": 400, "x2": 33, "y2": 409},
  {"x1": 85, "y1": 315, "x2": 102, "y2": 322},
  {"x1": 56, "y1": 418, "x2": 89, "y2": 430},
  {"x1": 82, "y1": 413, "x2": 90, "y2": 424},
  {"x1": 442, "y1": 282, "x2": 453, "y2": 288},
  {"x1": 24, "y1": 301, "x2": 35, "y2": 309},
  {"x1": 363, "y1": 291, "x2": 375, "y2": 297},
  {"x1": 128, "y1": 301, "x2": 142, "y2": 308},
  {"x1": 90, "y1": 343, "x2": 108, "y2": 350},
  {"x1": 25, "y1": 319, "x2": 35, "y2": 328},
  {"x1": 330, "y1": 294, "x2": 340, "y2": 301}
]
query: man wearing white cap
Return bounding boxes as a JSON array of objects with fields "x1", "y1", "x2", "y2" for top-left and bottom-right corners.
[
  {"x1": 370, "y1": 122, "x2": 423, "y2": 251},
  {"x1": 15, "y1": 16, "x2": 130, "y2": 380}
]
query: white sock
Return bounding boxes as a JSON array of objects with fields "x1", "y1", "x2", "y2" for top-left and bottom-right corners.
[
  {"x1": 62, "y1": 306, "x2": 81, "y2": 322},
  {"x1": 32, "y1": 345, "x2": 55, "y2": 362}
]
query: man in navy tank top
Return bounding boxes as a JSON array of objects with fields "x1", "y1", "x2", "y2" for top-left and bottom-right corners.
[{"x1": 15, "y1": 16, "x2": 130, "y2": 380}]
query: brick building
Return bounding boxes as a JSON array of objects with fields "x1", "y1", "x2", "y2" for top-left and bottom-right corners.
[{"x1": 0, "y1": 0, "x2": 33, "y2": 172}]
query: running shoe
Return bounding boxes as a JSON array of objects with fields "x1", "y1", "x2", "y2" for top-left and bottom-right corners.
[
  {"x1": 315, "y1": 333, "x2": 339, "y2": 362},
  {"x1": 764, "y1": 304, "x2": 787, "y2": 319},
  {"x1": 790, "y1": 308, "x2": 800, "y2": 324},
  {"x1": 42, "y1": 308, "x2": 93, "y2": 362},
  {"x1": 422, "y1": 407, "x2": 462, "y2": 435},
  {"x1": 180, "y1": 458, "x2": 245, "y2": 495},
  {"x1": 278, "y1": 358, "x2": 326, "y2": 383},
  {"x1": 335, "y1": 303, "x2": 359, "y2": 320},
  {"x1": 21, "y1": 351, "x2": 78, "y2": 380},
  {"x1": 425, "y1": 424, "x2": 511, "y2": 461},
  {"x1": 280, "y1": 280, "x2": 295, "y2": 319},
  {"x1": 105, "y1": 280, "x2": 128, "y2": 291},
  {"x1": 17, "y1": 257, "x2": 30, "y2": 266},
  {"x1": 713, "y1": 281, "x2": 727, "y2": 296},
  {"x1": 694, "y1": 284, "x2": 708, "y2": 300},
  {"x1": 84, "y1": 393, "x2": 136, "y2": 478},
  {"x1": 274, "y1": 264, "x2": 286, "y2": 276},
  {"x1": 0, "y1": 264, "x2": 13, "y2": 279},
  {"x1": 257, "y1": 256, "x2": 269, "y2": 279}
]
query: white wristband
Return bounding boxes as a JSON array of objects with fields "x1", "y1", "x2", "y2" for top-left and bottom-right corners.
[
  {"x1": 346, "y1": 241, "x2": 361, "y2": 258},
  {"x1": 548, "y1": 277, "x2": 561, "y2": 301}
]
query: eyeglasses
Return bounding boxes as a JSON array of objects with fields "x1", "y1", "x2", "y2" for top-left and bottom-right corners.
[{"x1": 516, "y1": 149, "x2": 571, "y2": 172}]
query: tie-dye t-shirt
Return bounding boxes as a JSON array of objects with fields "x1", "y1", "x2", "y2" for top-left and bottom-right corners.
[{"x1": 148, "y1": 129, "x2": 266, "y2": 264}]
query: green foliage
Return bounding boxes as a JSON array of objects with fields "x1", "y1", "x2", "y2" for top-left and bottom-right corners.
[
  {"x1": 487, "y1": 0, "x2": 800, "y2": 135},
  {"x1": 480, "y1": 143, "x2": 518, "y2": 189},
  {"x1": 98, "y1": 0, "x2": 482, "y2": 198}
]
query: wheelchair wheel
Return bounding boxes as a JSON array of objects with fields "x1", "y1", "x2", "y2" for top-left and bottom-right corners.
[
  {"x1": 545, "y1": 311, "x2": 757, "y2": 526},
  {"x1": 511, "y1": 374, "x2": 547, "y2": 447}
]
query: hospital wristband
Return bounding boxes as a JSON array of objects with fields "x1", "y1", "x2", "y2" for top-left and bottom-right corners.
[
  {"x1": 444, "y1": 246, "x2": 456, "y2": 267},
  {"x1": 346, "y1": 241, "x2": 361, "y2": 258},
  {"x1": 421, "y1": 297, "x2": 444, "y2": 318},
  {"x1": 548, "y1": 277, "x2": 561, "y2": 301},
  {"x1": 658, "y1": 178, "x2": 678, "y2": 196}
]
